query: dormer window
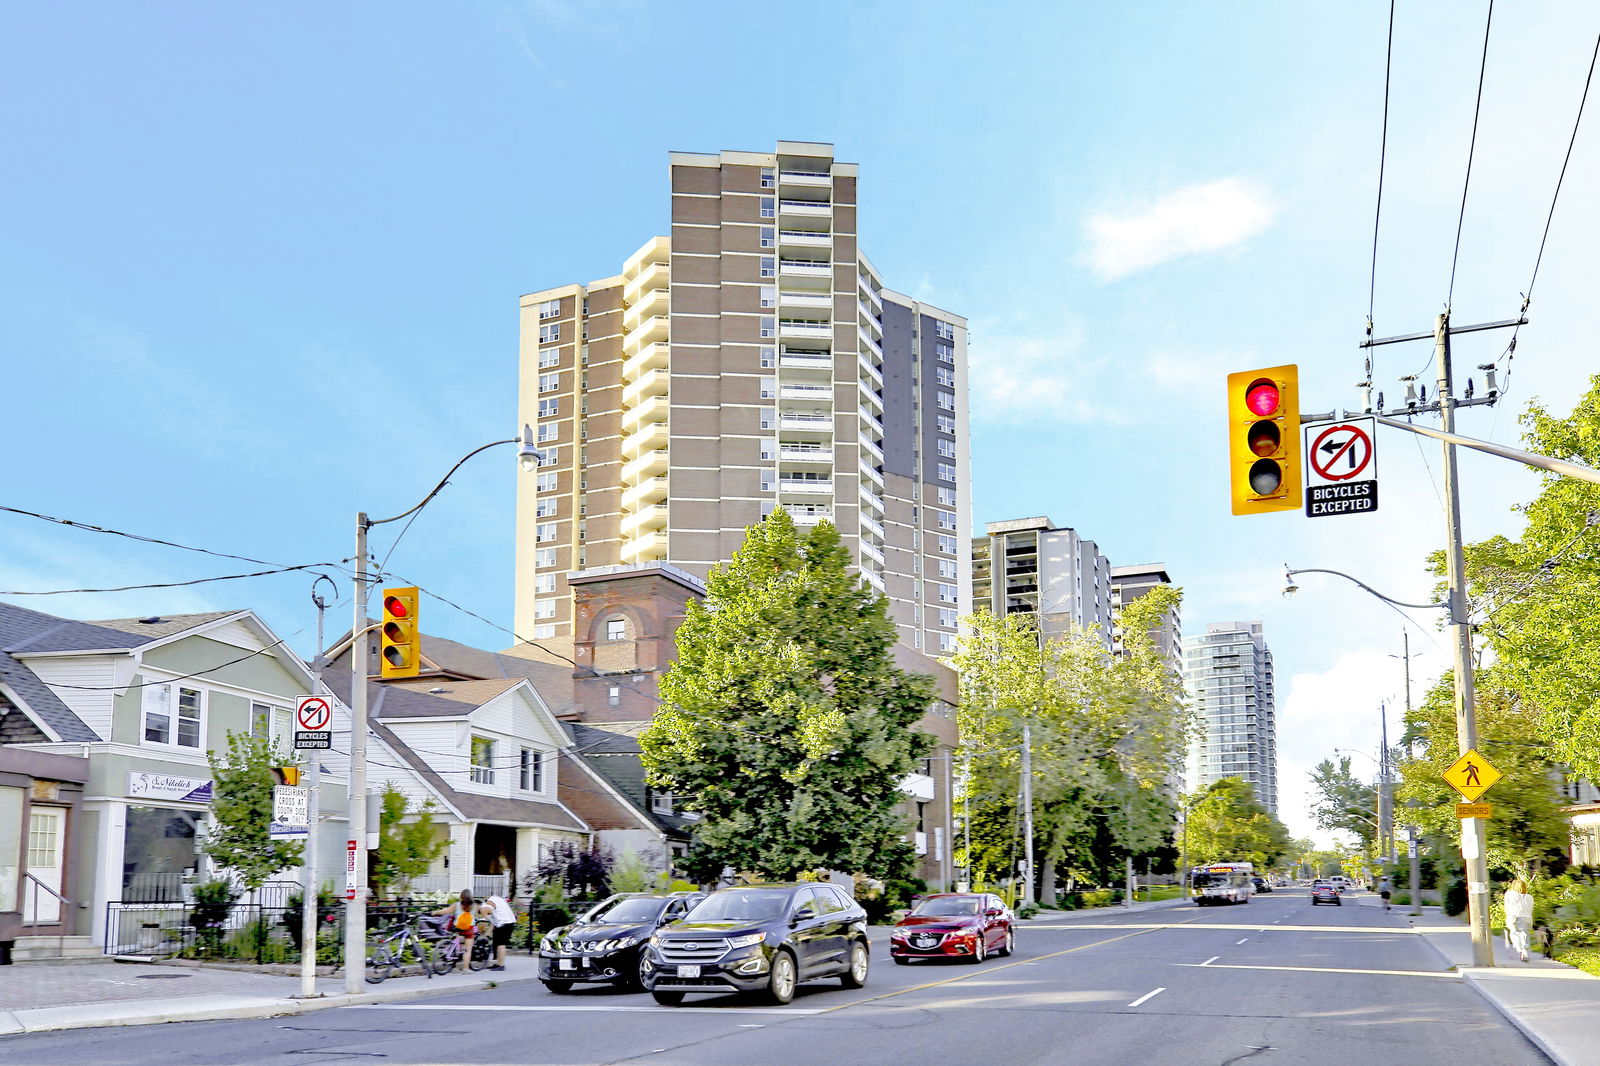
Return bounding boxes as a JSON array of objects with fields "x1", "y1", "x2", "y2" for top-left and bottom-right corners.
[
  {"x1": 650, "y1": 791, "x2": 674, "y2": 814},
  {"x1": 606, "y1": 618, "x2": 626, "y2": 641},
  {"x1": 470, "y1": 736, "x2": 496, "y2": 784}
]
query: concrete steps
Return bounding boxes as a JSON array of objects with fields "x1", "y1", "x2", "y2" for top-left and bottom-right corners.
[{"x1": 9, "y1": 935, "x2": 100, "y2": 962}]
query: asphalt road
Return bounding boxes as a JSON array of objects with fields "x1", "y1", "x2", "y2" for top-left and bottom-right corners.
[{"x1": 0, "y1": 889, "x2": 1551, "y2": 1065}]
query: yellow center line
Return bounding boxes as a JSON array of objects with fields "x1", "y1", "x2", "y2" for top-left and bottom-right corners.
[{"x1": 825, "y1": 911, "x2": 1215, "y2": 1014}]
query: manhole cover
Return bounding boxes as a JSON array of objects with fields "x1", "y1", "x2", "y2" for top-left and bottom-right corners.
[{"x1": 134, "y1": 973, "x2": 192, "y2": 979}]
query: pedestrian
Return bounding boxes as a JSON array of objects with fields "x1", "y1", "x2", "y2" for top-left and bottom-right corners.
[
  {"x1": 1378, "y1": 876, "x2": 1393, "y2": 912},
  {"x1": 482, "y1": 889, "x2": 517, "y2": 971},
  {"x1": 434, "y1": 890, "x2": 478, "y2": 973},
  {"x1": 1503, "y1": 878, "x2": 1535, "y2": 963}
]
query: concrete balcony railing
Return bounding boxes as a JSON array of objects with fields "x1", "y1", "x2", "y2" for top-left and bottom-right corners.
[
  {"x1": 622, "y1": 287, "x2": 669, "y2": 332},
  {"x1": 779, "y1": 445, "x2": 832, "y2": 463},
  {"x1": 620, "y1": 530, "x2": 668, "y2": 563},
  {"x1": 622, "y1": 448, "x2": 669, "y2": 485},
  {"x1": 620, "y1": 420, "x2": 669, "y2": 460},
  {"x1": 621, "y1": 367, "x2": 668, "y2": 407},
  {"x1": 622, "y1": 341, "x2": 669, "y2": 381},
  {"x1": 620, "y1": 394, "x2": 669, "y2": 434},
  {"x1": 622, "y1": 315, "x2": 668, "y2": 355},
  {"x1": 622, "y1": 260, "x2": 670, "y2": 305},
  {"x1": 781, "y1": 352, "x2": 833, "y2": 372},
  {"x1": 779, "y1": 320, "x2": 832, "y2": 341},
  {"x1": 777, "y1": 478, "x2": 833, "y2": 495},
  {"x1": 621, "y1": 475, "x2": 668, "y2": 511},
  {"x1": 620, "y1": 503, "x2": 668, "y2": 537},
  {"x1": 780, "y1": 384, "x2": 833, "y2": 402}
]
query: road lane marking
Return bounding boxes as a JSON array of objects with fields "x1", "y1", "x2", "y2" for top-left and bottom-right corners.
[
  {"x1": 1174, "y1": 962, "x2": 1460, "y2": 979},
  {"x1": 1236, "y1": 938, "x2": 1249, "y2": 944},
  {"x1": 366, "y1": 1004, "x2": 826, "y2": 1015},
  {"x1": 1127, "y1": 987, "x2": 1166, "y2": 1007}
]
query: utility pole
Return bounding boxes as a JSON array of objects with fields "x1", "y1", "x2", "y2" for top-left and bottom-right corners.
[
  {"x1": 1379, "y1": 703, "x2": 1393, "y2": 868},
  {"x1": 1020, "y1": 722, "x2": 1034, "y2": 905},
  {"x1": 1435, "y1": 312, "x2": 1494, "y2": 967},
  {"x1": 1402, "y1": 630, "x2": 1422, "y2": 917},
  {"x1": 344, "y1": 513, "x2": 371, "y2": 995}
]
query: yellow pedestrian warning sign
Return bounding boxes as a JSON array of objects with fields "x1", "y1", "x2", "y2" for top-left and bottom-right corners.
[
  {"x1": 1456, "y1": 803, "x2": 1492, "y2": 819},
  {"x1": 1442, "y1": 748, "x2": 1502, "y2": 802}
]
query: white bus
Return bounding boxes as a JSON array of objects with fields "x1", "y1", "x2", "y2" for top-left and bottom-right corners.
[{"x1": 1190, "y1": 863, "x2": 1254, "y2": 906}]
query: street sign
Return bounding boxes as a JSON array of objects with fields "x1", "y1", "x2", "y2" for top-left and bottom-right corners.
[
  {"x1": 345, "y1": 838, "x2": 359, "y2": 901},
  {"x1": 294, "y1": 694, "x2": 333, "y2": 750},
  {"x1": 1456, "y1": 803, "x2": 1492, "y2": 819},
  {"x1": 1407, "y1": 838, "x2": 1418, "y2": 858},
  {"x1": 1303, "y1": 417, "x2": 1379, "y2": 517},
  {"x1": 271, "y1": 785, "x2": 309, "y2": 840},
  {"x1": 1442, "y1": 748, "x2": 1503, "y2": 802}
]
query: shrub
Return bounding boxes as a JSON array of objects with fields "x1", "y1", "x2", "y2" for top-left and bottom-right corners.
[{"x1": 1017, "y1": 902, "x2": 1040, "y2": 920}]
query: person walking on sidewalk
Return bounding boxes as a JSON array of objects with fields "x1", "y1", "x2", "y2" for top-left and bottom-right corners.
[
  {"x1": 1378, "y1": 876, "x2": 1393, "y2": 911},
  {"x1": 482, "y1": 890, "x2": 517, "y2": 971},
  {"x1": 1503, "y1": 878, "x2": 1535, "y2": 963}
]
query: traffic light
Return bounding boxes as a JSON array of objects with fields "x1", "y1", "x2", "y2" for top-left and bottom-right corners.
[
  {"x1": 379, "y1": 586, "x2": 420, "y2": 678},
  {"x1": 1227, "y1": 365, "x2": 1302, "y2": 514},
  {"x1": 272, "y1": 766, "x2": 301, "y2": 786}
]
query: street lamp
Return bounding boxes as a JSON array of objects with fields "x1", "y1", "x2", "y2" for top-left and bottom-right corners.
[
  {"x1": 343, "y1": 428, "x2": 539, "y2": 994},
  {"x1": 1283, "y1": 561, "x2": 1495, "y2": 967}
]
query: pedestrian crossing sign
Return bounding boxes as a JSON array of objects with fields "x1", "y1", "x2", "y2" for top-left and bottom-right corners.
[{"x1": 1442, "y1": 748, "x2": 1502, "y2": 802}]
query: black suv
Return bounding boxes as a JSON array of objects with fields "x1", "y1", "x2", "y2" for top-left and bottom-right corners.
[
  {"x1": 538, "y1": 891, "x2": 705, "y2": 992},
  {"x1": 643, "y1": 883, "x2": 870, "y2": 1005}
]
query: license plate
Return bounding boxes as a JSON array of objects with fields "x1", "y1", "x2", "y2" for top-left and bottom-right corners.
[
  {"x1": 676, "y1": 964, "x2": 701, "y2": 978},
  {"x1": 559, "y1": 958, "x2": 575, "y2": 970}
]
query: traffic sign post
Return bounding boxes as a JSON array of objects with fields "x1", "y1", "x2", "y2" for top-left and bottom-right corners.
[
  {"x1": 1303, "y1": 417, "x2": 1379, "y2": 517},
  {"x1": 271, "y1": 785, "x2": 309, "y2": 840},
  {"x1": 292, "y1": 694, "x2": 332, "y2": 999}
]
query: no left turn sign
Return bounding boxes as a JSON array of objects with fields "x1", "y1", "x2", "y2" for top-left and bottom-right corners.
[
  {"x1": 294, "y1": 695, "x2": 333, "y2": 750},
  {"x1": 1303, "y1": 416, "x2": 1379, "y2": 517},
  {"x1": 1309, "y1": 422, "x2": 1374, "y2": 483}
]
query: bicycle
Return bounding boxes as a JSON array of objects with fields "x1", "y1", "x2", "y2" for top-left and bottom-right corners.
[
  {"x1": 366, "y1": 918, "x2": 439, "y2": 984},
  {"x1": 430, "y1": 919, "x2": 491, "y2": 975}
]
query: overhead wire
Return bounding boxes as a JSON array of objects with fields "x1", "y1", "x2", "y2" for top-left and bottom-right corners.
[
  {"x1": 0, "y1": 561, "x2": 346, "y2": 597},
  {"x1": 1446, "y1": 0, "x2": 1495, "y2": 314},
  {"x1": 1365, "y1": 0, "x2": 1397, "y2": 387}
]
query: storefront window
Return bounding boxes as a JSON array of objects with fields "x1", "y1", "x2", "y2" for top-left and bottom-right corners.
[
  {"x1": 0, "y1": 786, "x2": 21, "y2": 911},
  {"x1": 122, "y1": 806, "x2": 203, "y2": 901}
]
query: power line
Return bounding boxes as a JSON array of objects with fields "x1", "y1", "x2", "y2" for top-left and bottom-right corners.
[
  {"x1": 1366, "y1": 0, "x2": 1397, "y2": 370},
  {"x1": 1446, "y1": 0, "x2": 1495, "y2": 312},
  {"x1": 37, "y1": 636, "x2": 295, "y2": 690},
  {"x1": 0, "y1": 561, "x2": 345, "y2": 597}
]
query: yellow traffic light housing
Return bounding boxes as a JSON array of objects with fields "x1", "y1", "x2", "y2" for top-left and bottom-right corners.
[
  {"x1": 1227, "y1": 365, "x2": 1302, "y2": 514},
  {"x1": 379, "y1": 586, "x2": 420, "y2": 678}
]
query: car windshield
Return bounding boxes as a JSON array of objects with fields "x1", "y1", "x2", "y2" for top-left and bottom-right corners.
[
  {"x1": 684, "y1": 890, "x2": 790, "y2": 923},
  {"x1": 1193, "y1": 874, "x2": 1231, "y2": 888},
  {"x1": 581, "y1": 896, "x2": 663, "y2": 924},
  {"x1": 913, "y1": 897, "x2": 981, "y2": 916}
]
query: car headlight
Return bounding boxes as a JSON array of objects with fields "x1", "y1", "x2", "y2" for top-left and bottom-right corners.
[
  {"x1": 648, "y1": 933, "x2": 663, "y2": 947},
  {"x1": 540, "y1": 932, "x2": 560, "y2": 952},
  {"x1": 725, "y1": 933, "x2": 765, "y2": 949}
]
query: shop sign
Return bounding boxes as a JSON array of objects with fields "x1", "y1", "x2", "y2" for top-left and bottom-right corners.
[{"x1": 128, "y1": 771, "x2": 213, "y2": 803}]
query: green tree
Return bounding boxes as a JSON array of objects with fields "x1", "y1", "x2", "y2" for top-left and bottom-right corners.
[
  {"x1": 1439, "y1": 375, "x2": 1600, "y2": 780},
  {"x1": 1395, "y1": 671, "x2": 1572, "y2": 877},
  {"x1": 640, "y1": 509, "x2": 935, "y2": 880},
  {"x1": 1307, "y1": 755, "x2": 1380, "y2": 848},
  {"x1": 203, "y1": 730, "x2": 303, "y2": 891},
  {"x1": 952, "y1": 591, "x2": 1188, "y2": 899},
  {"x1": 1184, "y1": 777, "x2": 1291, "y2": 869},
  {"x1": 369, "y1": 784, "x2": 449, "y2": 896}
]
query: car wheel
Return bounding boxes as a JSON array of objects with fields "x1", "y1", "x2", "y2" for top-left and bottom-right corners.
[
  {"x1": 542, "y1": 979, "x2": 574, "y2": 994},
  {"x1": 840, "y1": 940, "x2": 869, "y2": 989},
  {"x1": 1335, "y1": 899, "x2": 1342, "y2": 906},
  {"x1": 969, "y1": 933, "x2": 987, "y2": 965},
  {"x1": 651, "y1": 990, "x2": 685, "y2": 1006},
  {"x1": 625, "y1": 953, "x2": 650, "y2": 992},
  {"x1": 998, "y1": 928, "x2": 1015, "y2": 957},
  {"x1": 764, "y1": 949, "x2": 797, "y2": 1005}
]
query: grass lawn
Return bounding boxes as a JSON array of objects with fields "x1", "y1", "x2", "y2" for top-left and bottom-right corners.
[
  {"x1": 1136, "y1": 885, "x2": 1185, "y2": 902},
  {"x1": 1554, "y1": 946, "x2": 1600, "y2": 978}
]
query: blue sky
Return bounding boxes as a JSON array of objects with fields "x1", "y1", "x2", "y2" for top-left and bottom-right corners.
[{"x1": 3, "y1": 1, "x2": 1596, "y2": 846}]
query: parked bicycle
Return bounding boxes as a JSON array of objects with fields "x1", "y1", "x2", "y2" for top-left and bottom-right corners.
[
  {"x1": 366, "y1": 917, "x2": 440, "y2": 984},
  {"x1": 428, "y1": 917, "x2": 492, "y2": 974}
]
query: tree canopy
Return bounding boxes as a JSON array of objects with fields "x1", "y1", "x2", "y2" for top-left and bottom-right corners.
[
  {"x1": 204, "y1": 730, "x2": 303, "y2": 891},
  {"x1": 639, "y1": 509, "x2": 934, "y2": 881},
  {"x1": 1184, "y1": 777, "x2": 1292, "y2": 869},
  {"x1": 1307, "y1": 755, "x2": 1380, "y2": 848}
]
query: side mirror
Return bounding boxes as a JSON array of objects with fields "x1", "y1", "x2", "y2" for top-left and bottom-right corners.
[
  {"x1": 791, "y1": 906, "x2": 815, "y2": 924},
  {"x1": 985, "y1": 908, "x2": 1002, "y2": 917}
]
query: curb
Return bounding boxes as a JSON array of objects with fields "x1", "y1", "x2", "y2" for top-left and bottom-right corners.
[{"x1": 0, "y1": 968, "x2": 546, "y2": 1036}]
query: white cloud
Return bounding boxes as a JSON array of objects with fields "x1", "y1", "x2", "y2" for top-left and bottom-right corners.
[
  {"x1": 1083, "y1": 178, "x2": 1278, "y2": 281},
  {"x1": 966, "y1": 321, "x2": 1116, "y2": 426}
]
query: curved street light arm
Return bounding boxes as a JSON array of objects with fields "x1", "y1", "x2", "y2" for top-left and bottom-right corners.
[
  {"x1": 368, "y1": 437, "x2": 518, "y2": 528},
  {"x1": 1284, "y1": 566, "x2": 1452, "y2": 613}
]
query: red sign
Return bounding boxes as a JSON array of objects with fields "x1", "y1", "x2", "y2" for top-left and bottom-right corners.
[
  {"x1": 1309, "y1": 423, "x2": 1374, "y2": 482},
  {"x1": 345, "y1": 838, "x2": 359, "y2": 901}
]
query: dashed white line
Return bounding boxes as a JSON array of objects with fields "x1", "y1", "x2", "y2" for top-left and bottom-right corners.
[
  {"x1": 1201, "y1": 955, "x2": 1220, "y2": 966},
  {"x1": 1128, "y1": 987, "x2": 1166, "y2": 1008},
  {"x1": 368, "y1": 1004, "x2": 825, "y2": 1015},
  {"x1": 1236, "y1": 938, "x2": 1249, "y2": 944}
]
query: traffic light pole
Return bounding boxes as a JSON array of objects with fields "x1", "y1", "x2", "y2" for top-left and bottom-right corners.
[
  {"x1": 344, "y1": 513, "x2": 371, "y2": 995},
  {"x1": 1020, "y1": 722, "x2": 1034, "y2": 906}
]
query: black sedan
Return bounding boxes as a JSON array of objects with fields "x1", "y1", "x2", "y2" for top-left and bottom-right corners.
[{"x1": 538, "y1": 891, "x2": 704, "y2": 992}]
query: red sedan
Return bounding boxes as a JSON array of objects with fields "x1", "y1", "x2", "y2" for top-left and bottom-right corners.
[{"x1": 889, "y1": 892, "x2": 1014, "y2": 964}]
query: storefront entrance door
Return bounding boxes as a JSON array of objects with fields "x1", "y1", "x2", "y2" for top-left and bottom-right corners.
[{"x1": 26, "y1": 806, "x2": 65, "y2": 923}]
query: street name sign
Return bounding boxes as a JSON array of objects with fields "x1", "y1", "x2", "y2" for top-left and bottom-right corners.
[
  {"x1": 1456, "y1": 803, "x2": 1492, "y2": 819},
  {"x1": 1442, "y1": 748, "x2": 1503, "y2": 802},
  {"x1": 1304, "y1": 417, "x2": 1379, "y2": 517},
  {"x1": 271, "y1": 785, "x2": 309, "y2": 840},
  {"x1": 294, "y1": 694, "x2": 332, "y2": 750}
]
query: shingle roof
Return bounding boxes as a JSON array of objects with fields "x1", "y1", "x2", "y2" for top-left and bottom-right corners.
[
  {"x1": 0, "y1": 603, "x2": 105, "y2": 742},
  {"x1": 87, "y1": 611, "x2": 241, "y2": 643},
  {"x1": 385, "y1": 677, "x2": 524, "y2": 708},
  {"x1": 322, "y1": 627, "x2": 578, "y2": 718},
  {"x1": 2, "y1": 603, "x2": 241, "y2": 655},
  {"x1": 569, "y1": 723, "x2": 695, "y2": 838}
]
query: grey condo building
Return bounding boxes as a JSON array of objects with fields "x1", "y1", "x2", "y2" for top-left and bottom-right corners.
[
  {"x1": 1109, "y1": 563, "x2": 1181, "y2": 665},
  {"x1": 970, "y1": 517, "x2": 1112, "y2": 650},
  {"x1": 1182, "y1": 621, "x2": 1279, "y2": 812},
  {"x1": 513, "y1": 142, "x2": 970, "y2": 656}
]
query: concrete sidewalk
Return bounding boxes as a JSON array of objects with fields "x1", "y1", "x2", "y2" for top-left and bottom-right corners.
[
  {"x1": 1403, "y1": 903, "x2": 1600, "y2": 1066},
  {"x1": 0, "y1": 953, "x2": 543, "y2": 1036}
]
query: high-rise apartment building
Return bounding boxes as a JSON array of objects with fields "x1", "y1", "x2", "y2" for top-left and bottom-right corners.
[
  {"x1": 514, "y1": 142, "x2": 970, "y2": 655},
  {"x1": 1109, "y1": 563, "x2": 1182, "y2": 665},
  {"x1": 970, "y1": 517, "x2": 1112, "y2": 649},
  {"x1": 1182, "y1": 621, "x2": 1279, "y2": 812}
]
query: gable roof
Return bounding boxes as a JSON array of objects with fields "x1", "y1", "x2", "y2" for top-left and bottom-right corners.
[
  {"x1": 0, "y1": 603, "x2": 104, "y2": 741},
  {"x1": 569, "y1": 722, "x2": 696, "y2": 839},
  {"x1": 322, "y1": 627, "x2": 578, "y2": 718},
  {"x1": 3, "y1": 604, "x2": 242, "y2": 655}
]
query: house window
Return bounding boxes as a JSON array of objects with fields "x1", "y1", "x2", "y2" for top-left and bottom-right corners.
[
  {"x1": 536, "y1": 498, "x2": 558, "y2": 518},
  {"x1": 531, "y1": 624, "x2": 556, "y2": 639},
  {"x1": 937, "y1": 392, "x2": 955, "y2": 411},
  {"x1": 539, "y1": 323, "x2": 561, "y2": 344},
  {"x1": 760, "y1": 197, "x2": 775, "y2": 219},
  {"x1": 535, "y1": 548, "x2": 558, "y2": 568},
  {"x1": 936, "y1": 367, "x2": 956, "y2": 387},
  {"x1": 537, "y1": 423, "x2": 558, "y2": 443},
  {"x1": 760, "y1": 472, "x2": 776, "y2": 493},
  {"x1": 606, "y1": 618, "x2": 626, "y2": 641},
  {"x1": 538, "y1": 398, "x2": 559, "y2": 418},
  {"x1": 470, "y1": 736, "x2": 496, "y2": 785},
  {"x1": 539, "y1": 372, "x2": 560, "y2": 393},
  {"x1": 935, "y1": 509, "x2": 956, "y2": 531},
  {"x1": 937, "y1": 414, "x2": 956, "y2": 434},
  {"x1": 538, "y1": 299, "x2": 561, "y2": 320},
  {"x1": 938, "y1": 632, "x2": 956, "y2": 652},
  {"x1": 759, "y1": 407, "x2": 776, "y2": 430},
  {"x1": 533, "y1": 599, "x2": 556, "y2": 619},
  {"x1": 537, "y1": 446, "x2": 559, "y2": 467},
  {"x1": 249, "y1": 702, "x2": 289, "y2": 747},
  {"x1": 937, "y1": 534, "x2": 958, "y2": 554},
  {"x1": 520, "y1": 748, "x2": 542, "y2": 791},
  {"x1": 938, "y1": 583, "x2": 958, "y2": 604},
  {"x1": 608, "y1": 685, "x2": 620, "y2": 707},
  {"x1": 759, "y1": 346, "x2": 776, "y2": 368},
  {"x1": 760, "y1": 317, "x2": 776, "y2": 338},
  {"x1": 537, "y1": 471, "x2": 558, "y2": 493},
  {"x1": 935, "y1": 341, "x2": 954, "y2": 364},
  {"x1": 934, "y1": 320, "x2": 955, "y2": 340},
  {"x1": 937, "y1": 462, "x2": 957, "y2": 482},
  {"x1": 760, "y1": 257, "x2": 776, "y2": 278},
  {"x1": 937, "y1": 439, "x2": 956, "y2": 458},
  {"x1": 760, "y1": 227, "x2": 775, "y2": 248},
  {"x1": 760, "y1": 168, "x2": 775, "y2": 189},
  {"x1": 759, "y1": 438, "x2": 777, "y2": 461},
  {"x1": 759, "y1": 286, "x2": 776, "y2": 308},
  {"x1": 651, "y1": 791, "x2": 674, "y2": 814},
  {"x1": 534, "y1": 573, "x2": 557, "y2": 594},
  {"x1": 938, "y1": 607, "x2": 959, "y2": 628},
  {"x1": 937, "y1": 486, "x2": 956, "y2": 506},
  {"x1": 537, "y1": 522, "x2": 558, "y2": 542},
  {"x1": 143, "y1": 684, "x2": 204, "y2": 749},
  {"x1": 538, "y1": 348, "x2": 560, "y2": 369},
  {"x1": 938, "y1": 558, "x2": 958, "y2": 579},
  {"x1": 759, "y1": 376, "x2": 777, "y2": 399}
]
